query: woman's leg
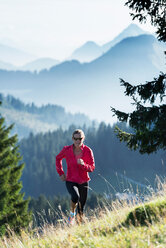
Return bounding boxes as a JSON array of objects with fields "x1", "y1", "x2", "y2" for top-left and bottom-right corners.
[
  {"x1": 77, "y1": 182, "x2": 88, "y2": 222},
  {"x1": 66, "y1": 181, "x2": 79, "y2": 214}
]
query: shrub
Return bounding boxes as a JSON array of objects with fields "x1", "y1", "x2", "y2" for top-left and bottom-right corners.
[{"x1": 125, "y1": 198, "x2": 166, "y2": 226}]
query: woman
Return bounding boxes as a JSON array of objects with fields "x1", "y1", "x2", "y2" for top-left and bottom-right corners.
[{"x1": 56, "y1": 129, "x2": 95, "y2": 224}]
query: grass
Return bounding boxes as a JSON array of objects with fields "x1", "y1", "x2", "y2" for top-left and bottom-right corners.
[{"x1": 1, "y1": 178, "x2": 166, "y2": 247}]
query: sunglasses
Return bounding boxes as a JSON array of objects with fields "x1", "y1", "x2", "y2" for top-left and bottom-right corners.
[{"x1": 73, "y1": 137, "x2": 83, "y2": 141}]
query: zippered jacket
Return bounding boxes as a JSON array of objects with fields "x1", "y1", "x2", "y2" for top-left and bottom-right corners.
[{"x1": 56, "y1": 144, "x2": 95, "y2": 184}]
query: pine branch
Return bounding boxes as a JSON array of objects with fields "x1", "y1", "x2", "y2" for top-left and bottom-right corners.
[
  {"x1": 120, "y1": 73, "x2": 166, "y2": 104},
  {"x1": 111, "y1": 107, "x2": 129, "y2": 122},
  {"x1": 125, "y1": 0, "x2": 166, "y2": 41}
]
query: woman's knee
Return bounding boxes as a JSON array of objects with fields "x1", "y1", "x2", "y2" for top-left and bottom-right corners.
[{"x1": 71, "y1": 194, "x2": 79, "y2": 203}]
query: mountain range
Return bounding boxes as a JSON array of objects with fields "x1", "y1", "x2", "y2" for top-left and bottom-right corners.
[
  {"x1": 0, "y1": 24, "x2": 151, "y2": 70},
  {"x1": 0, "y1": 24, "x2": 165, "y2": 123},
  {"x1": 69, "y1": 24, "x2": 149, "y2": 62}
]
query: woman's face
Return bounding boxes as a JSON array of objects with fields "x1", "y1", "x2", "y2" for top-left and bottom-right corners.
[{"x1": 72, "y1": 133, "x2": 84, "y2": 148}]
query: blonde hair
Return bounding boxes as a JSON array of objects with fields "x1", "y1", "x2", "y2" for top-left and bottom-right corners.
[{"x1": 72, "y1": 129, "x2": 85, "y2": 139}]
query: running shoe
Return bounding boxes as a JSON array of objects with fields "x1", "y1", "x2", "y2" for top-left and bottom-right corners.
[
  {"x1": 68, "y1": 216, "x2": 75, "y2": 225},
  {"x1": 68, "y1": 211, "x2": 76, "y2": 225}
]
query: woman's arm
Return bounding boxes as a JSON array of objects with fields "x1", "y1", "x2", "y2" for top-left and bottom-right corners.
[
  {"x1": 78, "y1": 148, "x2": 95, "y2": 172},
  {"x1": 56, "y1": 146, "x2": 66, "y2": 176}
]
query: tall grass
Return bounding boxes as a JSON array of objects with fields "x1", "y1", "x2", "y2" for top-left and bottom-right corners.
[{"x1": 1, "y1": 176, "x2": 166, "y2": 247}]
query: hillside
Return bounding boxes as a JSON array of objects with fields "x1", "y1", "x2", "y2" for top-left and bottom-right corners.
[
  {"x1": 1, "y1": 181, "x2": 166, "y2": 247},
  {"x1": 0, "y1": 94, "x2": 92, "y2": 138}
]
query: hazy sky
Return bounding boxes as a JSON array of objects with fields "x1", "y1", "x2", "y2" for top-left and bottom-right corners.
[{"x1": 0, "y1": 0, "x2": 155, "y2": 60}]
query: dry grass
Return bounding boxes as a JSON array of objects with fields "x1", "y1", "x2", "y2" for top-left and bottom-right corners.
[{"x1": 1, "y1": 177, "x2": 166, "y2": 248}]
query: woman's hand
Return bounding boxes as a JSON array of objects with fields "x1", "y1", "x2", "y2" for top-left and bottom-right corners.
[
  {"x1": 60, "y1": 174, "x2": 66, "y2": 181},
  {"x1": 77, "y1": 158, "x2": 85, "y2": 166}
]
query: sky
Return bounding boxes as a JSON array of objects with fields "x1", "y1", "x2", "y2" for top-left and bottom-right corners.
[{"x1": 0, "y1": 0, "x2": 156, "y2": 61}]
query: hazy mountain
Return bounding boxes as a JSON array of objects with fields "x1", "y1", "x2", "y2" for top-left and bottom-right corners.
[
  {"x1": 0, "y1": 57, "x2": 60, "y2": 72},
  {"x1": 0, "y1": 24, "x2": 149, "y2": 68},
  {"x1": 0, "y1": 60, "x2": 16, "y2": 70},
  {"x1": 69, "y1": 41, "x2": 103, "y2": 62},
  {"x1": 20, "y1": 58, "x2": 60, "y2": 72},
  {"x1": 90, "y1": 35, "x2": 162, "y2": 75},
  {"x1": 0, "y1": 34, "x2": 164, "y2": 123},
  {"x1": 102, "y1": 24, "x2": 148, "y2": 53},
  {"x1": 0, "y1": 43, "x2": 36, "y2": 66},
  {"x1": 67, "y1": 24, "x2": 148, "y2": 63}
]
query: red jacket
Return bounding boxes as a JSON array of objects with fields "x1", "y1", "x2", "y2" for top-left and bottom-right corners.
[{"x1": 56, "y1": 144, "x2": 95, "y2": 184}]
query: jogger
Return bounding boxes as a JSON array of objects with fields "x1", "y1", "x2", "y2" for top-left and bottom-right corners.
[{"x1": 56, "y1": 129, "x2": 95, "y2": 224}]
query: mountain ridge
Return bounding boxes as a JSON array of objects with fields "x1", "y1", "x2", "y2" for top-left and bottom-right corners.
[
  {"x1": 68, "y1": 24, "x2": 148, "y2": 63},
  {"x1": 102, "y1": 23, "x2": 149, "y2": 53},
  {"x1": 0, "y1": 24, "x2": 151, "y2": 69},
  {"x1": 69, "y1": 41, "x2": 103, "y2": 62},
  {"x1": 0, "y1": 34, "x2": 164, "y2": 122}
]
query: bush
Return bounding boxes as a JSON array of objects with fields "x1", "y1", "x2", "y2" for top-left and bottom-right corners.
[{"x1": 125, "y1": 198, "x2": 166, "y2": 226}]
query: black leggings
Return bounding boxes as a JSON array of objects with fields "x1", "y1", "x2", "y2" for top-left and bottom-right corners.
[{"x1": 66, "y1": 181, "x2": 88, "y2": 214}]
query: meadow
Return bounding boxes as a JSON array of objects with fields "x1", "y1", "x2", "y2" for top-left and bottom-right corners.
[{"x1": 1, "y1": 177, "x2": 166, "y2": 248}]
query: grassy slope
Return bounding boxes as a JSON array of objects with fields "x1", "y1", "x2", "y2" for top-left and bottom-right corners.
[
  {"x1": 0, "y1": 107, "x2": 58, "y2": 134},
  {"x1": 1, "y1": 193, "x2": 166, "y2": 247}
]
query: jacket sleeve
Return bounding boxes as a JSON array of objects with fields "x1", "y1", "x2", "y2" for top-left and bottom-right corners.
[
  {"x1": 80, "y1": 148, "x2": 95, "y2": 172},
  {"x1": 56, "y1": 146, "x2": 66, "y2": 176}
]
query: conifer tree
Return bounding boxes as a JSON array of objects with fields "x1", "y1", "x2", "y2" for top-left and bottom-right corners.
[
  {"x1": 0, "y1": 104, "x2": 31, "y2": 236},
  {"x1": 111, "y1": 0, "x2": 166, "y2": 154}
]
